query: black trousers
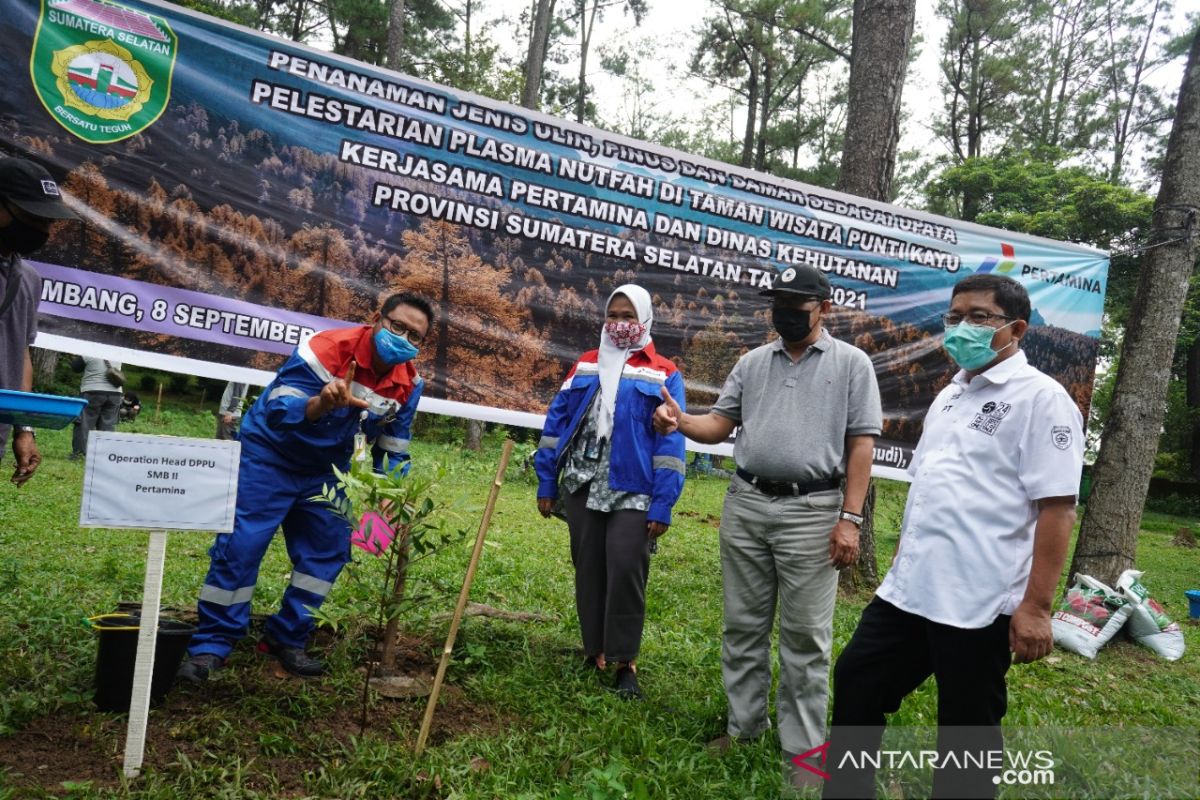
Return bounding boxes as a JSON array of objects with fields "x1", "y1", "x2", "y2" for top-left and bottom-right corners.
[
  {"x1": 823, "y1": 597, "x2": 1012, "y2": 799},
  {"x1": 564, "y1": 484, "x2": 650, "y2": 663}
]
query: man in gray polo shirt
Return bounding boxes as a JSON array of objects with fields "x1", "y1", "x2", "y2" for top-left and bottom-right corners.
[
  {"x1": 655, "y1": 264, "x2": 881, "y2": 787},
  {"x1": 0, "y1": 157, "x2": 78, "y2": 485}
]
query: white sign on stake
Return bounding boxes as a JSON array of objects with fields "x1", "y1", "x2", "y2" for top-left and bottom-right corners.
[
  {"x1": 80, "y1": 432, "x2": 240, "y2": 531},
  {"x1": 80, "y1": 432, "x2": 240, "y2": 778}
]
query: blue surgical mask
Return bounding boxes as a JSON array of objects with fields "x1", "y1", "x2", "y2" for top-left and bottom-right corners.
[
  {"x1": 944, "y1": 321, "x2": 1016, "y2": 371},
  {"x1": 373, "y1": 327, "x2": 419, "y2": 366}
]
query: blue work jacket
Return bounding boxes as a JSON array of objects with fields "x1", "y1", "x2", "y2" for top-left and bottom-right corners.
[
  {"x1": 535, "y1": 343, "x2": 686, "y2": 525},
  {"x1": 239, "y1": 325, "x2": 422, "y2": 476}
]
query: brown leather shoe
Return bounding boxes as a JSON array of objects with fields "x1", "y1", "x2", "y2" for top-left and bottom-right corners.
[
  {"x1": 707, "y1": 731, "x2": 766, "y2": 756},
  {"x1": 784, "y1": 754, "x2": 826, "y2": 796}
]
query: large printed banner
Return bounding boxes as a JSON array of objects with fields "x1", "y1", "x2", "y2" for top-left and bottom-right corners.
[{"x1": 1, "y1": 0, "x2": 1109, "y2": 477}]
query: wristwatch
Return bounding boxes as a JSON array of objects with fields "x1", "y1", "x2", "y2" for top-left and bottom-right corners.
[
  {"x1": 16, "y1": 426, "x2": 35, "y2": 438},
  {"x1": 839, "y1": 509, "x2": 864, "y2": 527}
]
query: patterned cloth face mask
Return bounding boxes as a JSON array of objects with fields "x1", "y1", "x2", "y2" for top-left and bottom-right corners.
[{"x1": 604, "y1": 320, "x2": 646, "y2": 349}]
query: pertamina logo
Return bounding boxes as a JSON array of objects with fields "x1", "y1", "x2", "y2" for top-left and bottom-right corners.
[
  {"x1": 977, "y1": 242, "x2": 1102, "y2": 294},
  {"x1": 31, "y1": 0, "x2": 177, "y2": 144},
  {"x1": 976, "y1": 242, "x2": 1018, "y2": 275}
]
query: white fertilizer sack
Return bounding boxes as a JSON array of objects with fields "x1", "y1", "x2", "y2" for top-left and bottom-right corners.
[
  {"x1": 1052, "y1": 575, "x2": 1133, "y2": 660},
  {"x1": 1116, "y1": 570, "x2": 1186, "y2": 661}
]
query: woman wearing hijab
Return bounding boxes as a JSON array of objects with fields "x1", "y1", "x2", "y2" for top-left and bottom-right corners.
[{"x1": 534, "y1": 284, "x2": 687, "y2": 699}]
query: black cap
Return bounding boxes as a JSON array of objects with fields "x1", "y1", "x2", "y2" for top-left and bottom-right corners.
[
  {"x1": 0, "y1": 157, "x2": 78, "y2": 220},
  {"x1": 760, "y1": 264, "x2": 831, "y2": 299}
]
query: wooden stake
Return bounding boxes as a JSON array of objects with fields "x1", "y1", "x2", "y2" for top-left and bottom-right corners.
[
  {"x1": 414, "y1": 439, "x2": 513, "y2": 757},
  {"x1": 122, "y1": 529, "x2": 167, "y2": 777},
  {"x1": 154, "y1": 382, "x2": 163, "y2": 425}
]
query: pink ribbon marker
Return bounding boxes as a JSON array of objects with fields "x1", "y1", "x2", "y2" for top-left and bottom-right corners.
[{"x1": 352, "y1": 511, "x2": 395, "y2": 555}]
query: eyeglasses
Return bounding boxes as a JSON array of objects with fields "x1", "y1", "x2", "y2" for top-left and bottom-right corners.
[
  {"x1": 941, "y1": 311, "x2": 1012, "y2": 327},
  {"x1": 382, "y1": 316, "x2": 425, "y2": 345}
]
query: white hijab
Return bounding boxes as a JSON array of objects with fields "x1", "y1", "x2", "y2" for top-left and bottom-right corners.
[{"x1": 596, "y1": 284, "x2": 653, "y2": 441}]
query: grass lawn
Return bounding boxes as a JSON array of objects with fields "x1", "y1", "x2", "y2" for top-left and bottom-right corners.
[{"x1": 0, "y1": 406, "x2": 1197, "y2": 799}]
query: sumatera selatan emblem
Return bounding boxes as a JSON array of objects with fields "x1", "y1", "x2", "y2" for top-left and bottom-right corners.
[{"x1": 31, "y1": 0, "x2": 177, "y2": 144}]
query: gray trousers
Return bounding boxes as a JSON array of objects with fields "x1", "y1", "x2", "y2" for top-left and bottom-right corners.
[
  {"x1": 72, "y1": 391, "x2": 121, "y2": 456},
  {"x1": 216, "y1": 416, "x2": 242, "y2": 440},
  {"x1": 719, "y1": 474, "x2": 841, "y2": 755},
  {"x1": 564, "y1": 485, "x2": 651, "y2": 663}
]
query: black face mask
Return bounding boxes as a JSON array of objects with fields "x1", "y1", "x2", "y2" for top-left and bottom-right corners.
[
  {"x1": 772, "y1": 306, "x2": 815, "y2": 342},
  {"x1": 1, "y1": 204, "x2": 50, "y2": 255}
]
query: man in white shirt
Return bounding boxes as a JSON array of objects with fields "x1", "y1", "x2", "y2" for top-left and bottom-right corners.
[{"x1": 823, "y1": 274, "x2": 1084, "y2": 799}]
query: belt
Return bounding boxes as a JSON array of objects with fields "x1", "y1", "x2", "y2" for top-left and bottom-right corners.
[{"x1": 735, "y1": 468, "x2": 840, "y2": 497}]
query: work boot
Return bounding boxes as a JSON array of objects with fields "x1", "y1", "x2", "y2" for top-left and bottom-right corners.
[
  {"x1": 257, "y1": 636, "x2": 325, "y2": 677},
  {"x1": 176, "y1": 653, "x2": 223, "y2": 684}
]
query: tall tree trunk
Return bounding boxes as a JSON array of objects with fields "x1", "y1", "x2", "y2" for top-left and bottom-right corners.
[
  {"x1": 29, "y1": 348, "x2": 59, "y2": 389},
  {"x1": 755, "y1": 50, "x2": 772, "y2": 172},
  {"x1": 791, "y1": 78, "x2": 803, "y2": 169},
  {"x1": 1070, "y1": 29, "x2": 1200, "y2": 587},
  {"x1": 1106, "y1": 0, "x2": 1162, "y2": 184},
  {"x1": 522, "y1": 0, "x2": 555, "y2": 109},
  {"x1": 576, "y1": 0, "x2": 600, "y2": 124},
  {"x1": 460, "y1": 0, "x2": 475, "y2": 87},
  {"x1": 960, "y1": 29, "x2": 986, "y2": 220},
  {"x1": 740, "y1": 50, "x2": 760, "y2": 168},
  {"x1": 835, "y1": 0, "x2": 915, "y2": 592},
  {"x1": 836, "y1": 0, "x2": 915, "y2": 202},
  {"x1": 289, "y1": 0, "x2": 306, "y2": 42},
  {"x1": 1189, "y1": 338, "x2": 1200, "y2": 480},
  {"x1": 386, "y1": 0, "x2": 406, "y2": 70},
  {"x1": 465, "y1": 419, "x2": 484, "y2": 451},
  {"x1": 839, "y1": 485, "x2": 878, "y2": 591}
]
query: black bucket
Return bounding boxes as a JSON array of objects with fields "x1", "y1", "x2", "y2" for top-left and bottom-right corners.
[{"x1": 91, "y1": 613, "x2": 196, "y2": 713}]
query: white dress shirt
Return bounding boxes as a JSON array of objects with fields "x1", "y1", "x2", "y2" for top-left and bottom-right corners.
[{"x1": 877, "y1": 350, "x2": 1085, "y2": 629}]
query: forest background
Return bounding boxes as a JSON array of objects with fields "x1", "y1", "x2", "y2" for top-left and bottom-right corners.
[
  {"x1": 0, "y1": 4, "x2": 1197, "y2": 795},
  {"x1": 168, "y1": 0, "x2": 1200, "y2": 486}
]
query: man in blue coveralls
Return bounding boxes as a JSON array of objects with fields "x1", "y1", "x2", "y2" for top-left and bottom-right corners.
[{"x1": 178, "y1": 292, "x2": 433, "y2": 681}]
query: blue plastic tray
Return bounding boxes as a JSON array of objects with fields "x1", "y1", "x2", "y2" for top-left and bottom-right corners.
[{"x1": 0, "y1": 389, "x2": 88, "y2": 429}]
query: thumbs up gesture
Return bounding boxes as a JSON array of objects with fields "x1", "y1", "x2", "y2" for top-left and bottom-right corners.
[{"x1": 653, "y1": 385, "x2": 681, "y2": 434}]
